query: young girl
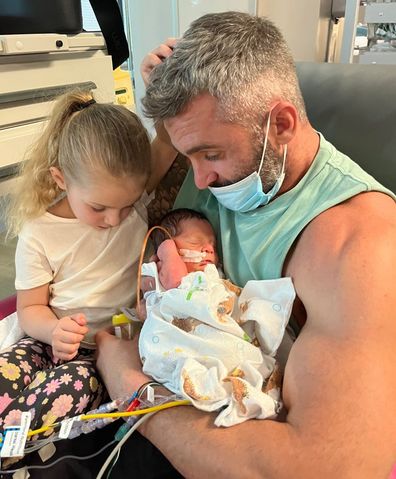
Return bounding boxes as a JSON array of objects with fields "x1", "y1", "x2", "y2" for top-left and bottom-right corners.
[{"x1": 0, "y1": 91, "x2": 151, "y2": 436}]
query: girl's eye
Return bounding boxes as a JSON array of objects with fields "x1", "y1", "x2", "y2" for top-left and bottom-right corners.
[{"x1": 91, "y1": 206, "x2": 105, "y2": 212}]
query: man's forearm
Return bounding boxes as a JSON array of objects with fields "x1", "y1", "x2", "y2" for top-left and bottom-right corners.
[
  {"x1": 98, "y1": 329, "x2": 396, "y2": 478},
  {"x1": 139, "y1": 405, "x2": 296, "y2": 479},
  {"x1": 137, "y1": 329, "x2": 396, "y2": 479},
  {"x1": 146, "y1": 136, "x2": 178, "y2": 193}
]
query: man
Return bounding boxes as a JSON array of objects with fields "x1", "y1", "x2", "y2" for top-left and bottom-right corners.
[{"x1": 96, "y1": 12, "x2": 396, "y2": 477}]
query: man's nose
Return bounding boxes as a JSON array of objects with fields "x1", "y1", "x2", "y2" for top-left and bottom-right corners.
[
  {"x1": 105, "y1": 210, "x2": 121, "y2": 227},
  {"x1": 191, "y1": 160, "x2": 218, "y2": 190}
]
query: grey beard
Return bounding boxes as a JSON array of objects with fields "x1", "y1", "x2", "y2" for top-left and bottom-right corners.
[
  {"x1": 210, "y1": 141, "x2": 282, "y2": 188},
  {"x1": 259, "y1": 144, "x2": 283, "y2": 192}
]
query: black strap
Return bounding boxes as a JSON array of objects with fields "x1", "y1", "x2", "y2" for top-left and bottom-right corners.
[{"x1": 88, "y1": 0, "x2": 129, "y2": 69}]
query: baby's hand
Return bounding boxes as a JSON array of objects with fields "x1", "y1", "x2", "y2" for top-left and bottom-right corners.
[
  {"x1": 157, "y1": 239, "x2": 179, "y2": 260},
  {"x1": 51, "y1": 313, "x2": 88, "y2": 361}
]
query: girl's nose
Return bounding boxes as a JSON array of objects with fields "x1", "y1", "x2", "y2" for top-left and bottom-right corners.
[{"x1": 105, "y1": 210, "x2": 121, "y2": 227}]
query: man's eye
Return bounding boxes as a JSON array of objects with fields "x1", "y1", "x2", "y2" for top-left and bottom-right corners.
[{"x1": 205, "y1": 153, "x2": 219, "y2": 162}]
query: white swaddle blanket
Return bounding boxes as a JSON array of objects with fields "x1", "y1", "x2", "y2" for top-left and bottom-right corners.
[{"x1": 139, "y1": 263, "x2": 295, "y2": 427}]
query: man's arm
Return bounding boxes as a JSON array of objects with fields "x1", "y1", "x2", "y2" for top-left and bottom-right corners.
[
  {"x1": 142, "y1": 38, "x2": 179, "y2": 195},
  {"x1": 145, "y1": 123, "x2": 178, "y2": 194},
  {"x1": 97, "y1": 192, "x2": 396, "y2": 478},
  {"x1": 140, "y1": 193, "x2": 396, "y2": 478}
]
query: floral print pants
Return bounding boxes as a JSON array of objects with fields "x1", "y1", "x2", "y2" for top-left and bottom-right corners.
[{"x1": 0, "y1": 337, "x2": 105, "y2": 438}]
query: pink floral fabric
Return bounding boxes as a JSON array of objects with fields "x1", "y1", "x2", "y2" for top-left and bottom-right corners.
[{"x1": 0, "y1": 337, "x2": 105, "y2": 436}]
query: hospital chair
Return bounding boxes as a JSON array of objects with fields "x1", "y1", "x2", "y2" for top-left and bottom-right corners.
[
  {"x1": 296, "y1": 62, "x2": 396, "y2": 193},
  {"x1": 0, "y1": 60, "x2": 395, "y2": 477}
]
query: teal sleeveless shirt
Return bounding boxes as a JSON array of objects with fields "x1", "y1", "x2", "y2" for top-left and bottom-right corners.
[{"x1": 174, "y1": 134, "x2": 395, "y2": 287}]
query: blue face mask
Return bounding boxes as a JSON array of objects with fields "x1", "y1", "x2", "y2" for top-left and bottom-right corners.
[{"x1": 208, "y1": 111, "x2": 287, "y2": 213}]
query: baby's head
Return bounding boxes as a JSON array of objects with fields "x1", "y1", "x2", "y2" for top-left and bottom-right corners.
[{"x1": 153, "y1": 209, "x2": 218, "y2": 273}]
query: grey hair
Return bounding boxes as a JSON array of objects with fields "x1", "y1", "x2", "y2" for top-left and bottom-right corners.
[{"x1": 142, "y1": 11, "x2": 307, "y2": 130}]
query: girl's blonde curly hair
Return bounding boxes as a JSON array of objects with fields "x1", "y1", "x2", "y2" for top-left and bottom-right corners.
[{"x1": 6, "y1": 90, "x2": 151, "y2": 237}]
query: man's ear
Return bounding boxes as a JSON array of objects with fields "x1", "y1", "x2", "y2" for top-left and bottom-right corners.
[
  {"x1": 49, "y1": 166, "x2": 66, "y2": 190},
  {"x1": 270, "y1": 101, "x2": 298, "y2": 148}
]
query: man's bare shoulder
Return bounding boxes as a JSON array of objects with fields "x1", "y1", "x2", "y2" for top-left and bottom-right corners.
[
  {"x1": 285, "y1": 191, "x2": 396, "y2": 329},
  {"x1": 306, "y1": 190, "x2": 393, "y2": 236},
  {"x1": 287, "y1": 191, "x2": 395, "y2": 276}
]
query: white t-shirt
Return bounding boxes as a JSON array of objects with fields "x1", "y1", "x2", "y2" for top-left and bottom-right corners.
[{"x1": 15, "y1": 196, "x2": 149, "y2": 347}]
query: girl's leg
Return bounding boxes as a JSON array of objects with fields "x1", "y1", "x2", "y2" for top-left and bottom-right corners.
[
  {"x1": 0, "y1": 337, "x2": 52, "y2": 417},
  {"x1": 0, "y1": 346, "x2": 105, "y2": 437}
]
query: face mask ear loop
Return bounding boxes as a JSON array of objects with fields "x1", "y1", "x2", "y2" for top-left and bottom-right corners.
[
  {"x1": 280, "y1": 144, "x2": 287, "y2": 176},
  {"x1": 257, "y1": 110, "x2": 272, "y2": 176}
]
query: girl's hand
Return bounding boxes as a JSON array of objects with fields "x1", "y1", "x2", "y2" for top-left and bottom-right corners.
[
  {"x1": 51, "y1": 313, "x2": 88, "y2": 361},
  {"x1": 140, "y1": 38, "x2": 177, "y2": 87}
]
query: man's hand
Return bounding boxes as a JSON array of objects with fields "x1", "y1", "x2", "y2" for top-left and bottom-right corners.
[
  {"x1": 95, "y1": 330, "x2": 150, "y2": 400},
  {"x1": 51, "y1": 313, "x2": 88, "y2": 361},
  {"x1": 140, "y1": 38, "x2": 177, "y2": 87}
]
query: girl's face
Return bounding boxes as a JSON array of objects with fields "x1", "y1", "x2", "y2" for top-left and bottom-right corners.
[{"x1": 51, "y1": 167, "x2": 147, "y2": 229}]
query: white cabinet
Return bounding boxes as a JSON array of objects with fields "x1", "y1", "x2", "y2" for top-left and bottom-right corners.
[{"x1": 0, "y1": 33, "x2": 114, "y2": 196}]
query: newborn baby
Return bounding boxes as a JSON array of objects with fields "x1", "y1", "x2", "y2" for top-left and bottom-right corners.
[{"x1": 139, "y1": 209, "x2": 295, "y2": 427}]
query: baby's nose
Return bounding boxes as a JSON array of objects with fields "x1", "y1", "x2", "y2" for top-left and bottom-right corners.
[{"x1": 202, "y1": 244, "x2": 214, "y2": 254}]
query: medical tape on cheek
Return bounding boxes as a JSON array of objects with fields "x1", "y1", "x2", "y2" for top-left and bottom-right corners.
[{"x1": 178, "y1": 249, "x2": 207, "y2": 263}]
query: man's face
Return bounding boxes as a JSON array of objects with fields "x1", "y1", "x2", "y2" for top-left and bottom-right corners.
[{"x1": 164, "y1": 93, "x2": 262, "y2": 190}]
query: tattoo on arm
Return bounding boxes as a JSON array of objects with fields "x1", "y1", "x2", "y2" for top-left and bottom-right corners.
[{"x1": 148, "y1": 154, "x2": 189, "y2": 227}]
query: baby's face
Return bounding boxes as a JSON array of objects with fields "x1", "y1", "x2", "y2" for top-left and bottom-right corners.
[{"x1": 173, "y1": 218, "x2": 218, "y2": 273}]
